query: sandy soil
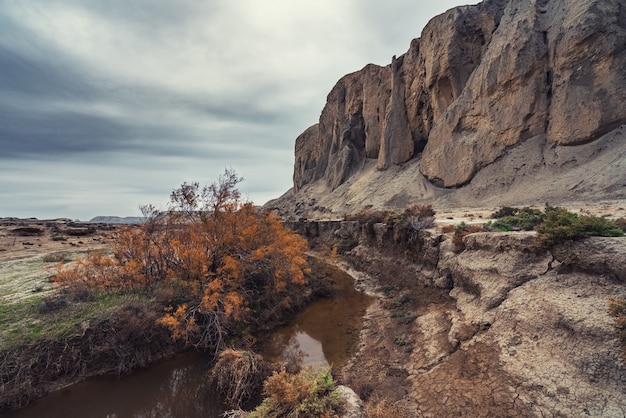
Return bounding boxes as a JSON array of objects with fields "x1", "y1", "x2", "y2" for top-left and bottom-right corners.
[{"x1": 0, "y1": 219, "x2": 117, "y2": 302}]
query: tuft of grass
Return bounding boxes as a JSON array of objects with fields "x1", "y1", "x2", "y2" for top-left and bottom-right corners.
[
  {"x1": 366, "y1": 396, "x2": 411, "y2": 418},
  {"x1": 247, "y1": 368, "x2": 341, "y2": 418}
]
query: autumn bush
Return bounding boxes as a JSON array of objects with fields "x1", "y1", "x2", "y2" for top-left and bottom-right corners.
[
  {"x1": 247, "y1": 368, "x2": 341, "y2": 418},
  {"x1": 52, "y1": 169, "x2": 311, "y2": 351}
]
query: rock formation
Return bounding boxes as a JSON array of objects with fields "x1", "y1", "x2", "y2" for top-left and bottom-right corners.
[
  {"x1": 291, "y1": 219, "x2": 626, "y2": 416},
  {"x1": 271, "y1": 0, "x2": 626, "y2": 218}
]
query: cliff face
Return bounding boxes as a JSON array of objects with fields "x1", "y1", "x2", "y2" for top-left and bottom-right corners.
[{"x1": 276, "y1": 0, "x2": 626, "y2": 217}]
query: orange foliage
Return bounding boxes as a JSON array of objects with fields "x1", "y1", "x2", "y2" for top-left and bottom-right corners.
[{"x1": 53, "y1": 169, "x2": 310, "y2": 350}]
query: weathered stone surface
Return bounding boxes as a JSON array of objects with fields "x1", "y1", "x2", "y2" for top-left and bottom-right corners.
[
  {"x1": 279, "y1": 0, "x2": 626, "y2": 216},
  {"x1": 336, "y1": 385, "x2": 364, "y2": 418},
  {"x1": 552, "y1": 237, "x2": 626, "y2": 281},
  {"x1": 305, "y1": 220, "x2": 626, "y2": 416}
]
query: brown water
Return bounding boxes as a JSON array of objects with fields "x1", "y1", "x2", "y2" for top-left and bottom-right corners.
[
  {"x1": 258, "y1": 265, "x2": 373, "y2": 371},
  {"x1": 2, "y1": 263, "x2": 372, "y2": 418}
]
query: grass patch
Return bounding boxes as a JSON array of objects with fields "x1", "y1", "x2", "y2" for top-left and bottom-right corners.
[{"x1": 0, "y1": 291, "x2": 153, "y2": 348}]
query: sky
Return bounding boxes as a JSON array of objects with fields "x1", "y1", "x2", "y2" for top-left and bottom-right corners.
[{"x1": 0, "y1": 0, "x2": 470, "y2": 220}]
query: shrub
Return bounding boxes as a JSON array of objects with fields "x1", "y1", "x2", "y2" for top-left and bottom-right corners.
[
  {"x1": 452, "y1": 222, "x2": 483, "y2": 252},
  {"x1": 487, "y1": 207, "x2": 545, "y2": 232},
  {"x1": 615, "y1": 217, "x2": 626, "y2": 233},
  {"x1": 441, "y1": 224, "x2": 456, "y2": 234},
  {"x1": 404, "y1": 204, "x2": 436, "y2": 219},
  {"x1": 248, "y1": 368, "x2": 341, "y2": 418},
  {"x1": 535, "y1": 205, "x2": 623, "y2": 249},
  {"x1": 210, "y1": 349, "x2": 269, "y2": 408},
  {"x1": 491, "y1": 206, "x2": 518, "y2": 219},
  {"x1": 385, "y1": 213, "x2": 406, "y2": 227}
]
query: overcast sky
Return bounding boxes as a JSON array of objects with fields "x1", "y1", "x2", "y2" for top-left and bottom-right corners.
[{"x1": 0, "y1": 0, "x2": 470, "y2": 220}]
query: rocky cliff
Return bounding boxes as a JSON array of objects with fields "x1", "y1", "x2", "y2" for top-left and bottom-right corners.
[{"x1": 270, "y1": 0, "x2": 626, "y2": 218}]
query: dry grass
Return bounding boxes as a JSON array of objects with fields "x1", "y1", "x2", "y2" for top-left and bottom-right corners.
[
  {"x1": 365, "y1": 395, "x2": 411, "y2": 418},
  {"x1": 210, "y1": 348, "x2": 269, "y2": 408}
]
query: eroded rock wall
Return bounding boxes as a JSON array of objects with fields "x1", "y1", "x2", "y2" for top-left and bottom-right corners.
[
  {"x1": 293, "y1": 220, "x2": 626, "y2": 416},
  {"x1": 288, "y1": 0, "x2": 626, "y2": 199}
]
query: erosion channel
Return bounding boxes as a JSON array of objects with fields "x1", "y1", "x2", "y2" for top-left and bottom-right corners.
[{"x1": 2, "y1": 261, "x2": 372, "y2": 418}]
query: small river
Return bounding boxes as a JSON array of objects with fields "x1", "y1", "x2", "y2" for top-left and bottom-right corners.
[{"x1": 3, "y1": 263, "x2": 372, "y2": 418}]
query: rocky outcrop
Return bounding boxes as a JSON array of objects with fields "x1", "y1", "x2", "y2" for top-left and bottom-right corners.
[
  {"x1": 273, "y1": 0, "x2": 626, "y2": 218},
  {"x1": 294, "y1": 220, "x2": 626, "y2": 416}
]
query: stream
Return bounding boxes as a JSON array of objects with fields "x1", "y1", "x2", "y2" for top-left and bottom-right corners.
[{"x1": 3, "y1": 263, "x2": 372, "y2": 418}]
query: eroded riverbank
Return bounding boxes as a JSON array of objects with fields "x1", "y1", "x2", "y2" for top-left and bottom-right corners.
[{"x1": 1, "y1": 229, "x2": 372, "y2": 416}]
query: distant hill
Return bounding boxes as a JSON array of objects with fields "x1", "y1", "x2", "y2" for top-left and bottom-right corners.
[{"x1": 87, "y1": 216, "x2": 145, "y2": 224}]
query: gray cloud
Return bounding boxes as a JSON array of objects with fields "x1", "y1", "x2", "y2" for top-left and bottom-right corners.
[{"x1": 0, "y1": 0, "x2": 470, "y2": 220}]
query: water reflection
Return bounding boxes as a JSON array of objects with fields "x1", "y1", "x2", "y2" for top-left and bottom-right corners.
[
  {"x1": 3, "y1": 352, "x2": 227, "y2": 418},
  {"x1": 259, "y1": 266, "x2": 373, "y2": 371}
]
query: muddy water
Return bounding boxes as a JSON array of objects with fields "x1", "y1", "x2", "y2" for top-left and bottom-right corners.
[
  {"x1": 3, "y1": 263, "x2": 372, "y2": 418},
  {"x1": 258, "y1": 264, "x2": 373, "y2": 371}
]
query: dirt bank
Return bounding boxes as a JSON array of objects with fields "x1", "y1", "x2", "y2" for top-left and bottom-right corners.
[{"x1": 296, "y1": 214, "x2": 626, "y2": 416}]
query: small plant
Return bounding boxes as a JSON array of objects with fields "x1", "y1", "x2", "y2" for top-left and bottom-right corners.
[
  {"x1": 390, "y1": 294, "x2": 412, "y2": 308},
  {"x1": 452, "y1": 222, "x2": 483, "y2": 251},
  {"x1": 248, "y1": 368, "x2": 341, "y2": 418},
  {"x1": 383, "y1": 285, "x2": 397, "y2": 295},
  {"x1": 394, "y1": 333, "x2": 409, "y2": 346}
]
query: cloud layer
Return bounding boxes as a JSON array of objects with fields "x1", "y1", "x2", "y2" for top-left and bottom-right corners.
[{"x1": 0, "y1": 0, "x2": 469, "y2": 220}]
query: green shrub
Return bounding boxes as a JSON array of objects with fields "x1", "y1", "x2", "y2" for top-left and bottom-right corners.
[
  {"x1": 535, "y1": 205, "x2": 623, "y2": 249},
  {"x1": 487, "y1": 207, "x2": 545, "y2": 231},
  {"x1": 385, "y1": 213, "x2": 406, "y2": 227}
]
